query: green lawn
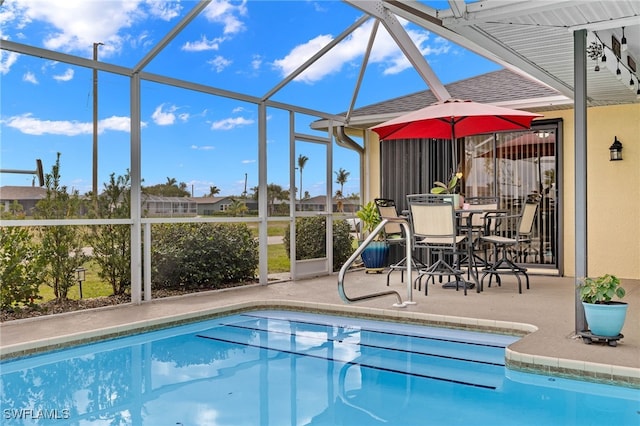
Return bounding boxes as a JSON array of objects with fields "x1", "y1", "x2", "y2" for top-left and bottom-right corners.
[
  {"x1": 35, "y1": 222, "x2": 291, "y2": 303},
  {"x1": 37, "y1": 242, "x2": 290, "y2": 303},
  {"x1": 38, "y1": 260, "x2": 112, "y2": 302},
  {"x1": 267, "y1": 243, "x2": 290, "y2": 273},
  {"x1": 246, "y1": 220, "x2": 289, "y2": 237}
]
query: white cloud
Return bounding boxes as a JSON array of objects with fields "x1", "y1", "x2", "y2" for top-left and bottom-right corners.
[
  {"x1": 53, "y1": 68, "x2": 74, "y2": 82},
  {"x1": 191, "y1": 145, "x2": 215, "y2": 151},
  {"x1": 14, "y1": 0, "x2": 145, "y2": 57},
  {"x1": 3, "y1": 1, "x2": 185, "y2": 58},
  {"x1": 272, "y1": 18, "x2": 450, "y2": 83},
  {"x1": 144, "y1": 0, "x2": 182, "y2": 21},
  {"x1": 203, "y1": 0, "x2": 248, "y2": 35},
  {"x1": 0, "y1": 50, "x2": 19, "y2": 75},
  {"x1": 100, "y1": 115, "x2": 139, "y2": 132},
  {"x1": 241, "y1": 159, "x2": 255, "y2": 164},
  {"x1": 207, "y1": 55, "x2": 232, "y2": 72},
  {"x1": 23, "y1": 72, "x2": 38, "y2": 84},
  {"x1": 182, "y1": 35, "x2": 223, "y2": 52},
  {"x1": 273, "y1": 34, "x2": 334, "y2": 83},
  {"x1": 211, "y1": 116, "x2": 254, "y2": 130},
  {"x1": 3, "y1": 113, "x2": 139, "y2": 136},
  {"x1": 151, "y1": 103, "x2": 178, "y2": 126},
  {"x1": 130, "y1": 31, "x2": 154, "y2": 50},
  {"x1": 0, "y1": 2, "x2": 30, "y2": 35},
  {"x1": 251, "y1": 55, "x2": 262, "y2": 70}
]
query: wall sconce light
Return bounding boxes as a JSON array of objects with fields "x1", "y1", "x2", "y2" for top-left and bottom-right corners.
[{"x1": 609, "y1": 136, "x2": 623, "y2": 161}]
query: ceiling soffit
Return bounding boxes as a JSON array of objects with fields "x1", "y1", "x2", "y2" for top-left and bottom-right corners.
[{"x1": 383, "y1": 0, "x2": 640, "y2": 106}]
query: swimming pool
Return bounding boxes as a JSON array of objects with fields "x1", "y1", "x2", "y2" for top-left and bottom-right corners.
[{"x1": 1, "y1": 310, "x2": 638, "y2": 425}]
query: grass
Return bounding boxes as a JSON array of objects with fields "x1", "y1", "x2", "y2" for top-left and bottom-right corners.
[
  {"x1": 37, "y1": 242, "x2": 291, "y2": 303},
  {"x1": 38, "y1": 259, "x2": 113, "y2": 303},
  {"x1": 267, "y1": 244, "x2": 290, "y2": 273},
  {"x1": 33, "y1": 222, "x2": 291, "y2": 303},
  {"x1": 246, "y1": 220, "x2": 290, "y2": 237}
]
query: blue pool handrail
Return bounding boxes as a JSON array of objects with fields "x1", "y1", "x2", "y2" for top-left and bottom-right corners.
[{"x1": 338, "y1": 217, "x2": 415, "y2": 307}]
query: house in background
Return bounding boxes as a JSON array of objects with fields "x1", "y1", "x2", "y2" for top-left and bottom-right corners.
[
  {"x1": 0, "y1": 186, "x2": 47, "y2": 216},
  {"x1": 193, "y1": 196, "x2": 258, "y2": 215},
  {"x1": 142, "y1": 195, "x2": 259, "y2": 217},
  {"x1": 299, "y1": 196, "x2": 360, "y2": 213}
]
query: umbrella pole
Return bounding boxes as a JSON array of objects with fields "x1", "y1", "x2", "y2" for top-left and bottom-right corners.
[{"x1": 451, "y1": 120, "x2": 457, "y2": 175}]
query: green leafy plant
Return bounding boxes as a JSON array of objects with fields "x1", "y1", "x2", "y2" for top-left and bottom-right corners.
[
  {"x1": 430, "y1": 172, "x2": 463, "y2": 194},
  {"x1": 356, "y1": 201, "x2": 382, "y2": 241},
  {"x1": 90, "y1": 171, "x2": 131, "y2": 296},
  {"x1": 34, "y1": 153, "x2": 88, "y2": 301},
  {"x1": 283, "y1": 216, "x2": 354, "y2": 272},
  {"x1": 578, "y1": 274, "x2": 626, "y2": 304},
  {"x1": 151, "y1": 223, "x2": 258, "y2": 289},
  {"x1": 0, "y1": 226, "x2": 44, "y2": 311}
]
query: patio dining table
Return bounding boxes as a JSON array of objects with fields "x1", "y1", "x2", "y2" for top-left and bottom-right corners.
[
  {"x1": 403, "y1": 197, "x2": 496, "y2": 294},
  {"x1": 453, "y1": 208, "x2": 485, "y2": 293}
]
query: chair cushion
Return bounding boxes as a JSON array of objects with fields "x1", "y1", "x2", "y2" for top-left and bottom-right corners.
[
  {"x1": 418, "y1": 235, "x2": 466, "y2": 245},
  {"x1": 481, "y1": 235, "x2": 516, "y2": 245}
]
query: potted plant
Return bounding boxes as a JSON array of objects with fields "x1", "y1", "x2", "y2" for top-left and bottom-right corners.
[
  {"x1": 431, "y1": 171, "x2": 463, "y2": 208},
  {"x1": 578, "y1": 274, "x2": 627, "y2": 338},
  {"x1": 355, "y1": 201, "x2": 389, "y2": 272}
]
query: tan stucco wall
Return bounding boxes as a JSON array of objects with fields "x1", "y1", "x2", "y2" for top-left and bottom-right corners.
[
  {"x1": 365, "y1": 103, "x2": 640, "y2": 280},
  {"x1": 544, "y1": 104, "x2": 640, "y2": 279},
  {"x1": 364, "y1": 131, "x2": 382, "y2": 202}
]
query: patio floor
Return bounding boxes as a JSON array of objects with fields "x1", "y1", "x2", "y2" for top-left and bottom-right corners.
[{"x1": 1, "y1": 271, "x2": 638, "y2": 387}]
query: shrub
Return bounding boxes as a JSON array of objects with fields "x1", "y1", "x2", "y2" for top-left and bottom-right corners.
[
  {"x1": 333, "y1": 219, "x2": 354, "y2": 271},
  {"x1": 90, "y1": 172, "x2": 131, "y2": 296},
  {"x1": 151, "y1": 223, "x2": 258, "y2": 290},
  {"x1": 34, "y1": 153, "x2": 88, "y2": 301},
  {"x1": 0, "y1": 226, "x2": 44, "y2": 311},
  {"x1": 283, "y1": 217, "x2": 354, "y2": 272}
]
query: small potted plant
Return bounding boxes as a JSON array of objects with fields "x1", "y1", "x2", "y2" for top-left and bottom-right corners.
[
  {"x1": 578, "y1": 274, "x2": 627, "y2": 338},
  {"x1": 355, "y1": 201, "x2": 389, "y2": 272},
  {"x1": 431, "y1": 171, "x2": 463, "y2": 208}
]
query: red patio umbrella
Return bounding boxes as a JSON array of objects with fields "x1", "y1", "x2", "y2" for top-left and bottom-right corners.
[
  {"x1": 371, "y1": 98, "x2": 543, "y2": 141},
  {"x1": 371, "y1": 98, "x2": 543, "y2": 173}
]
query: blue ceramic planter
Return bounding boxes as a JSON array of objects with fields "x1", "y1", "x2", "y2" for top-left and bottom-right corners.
[
  {"x1": 361, "y1": 241, "x2": 389, "y2": 269},
  {"x1": 582, "y1": 301, "x2": 628, "y2": 337}
]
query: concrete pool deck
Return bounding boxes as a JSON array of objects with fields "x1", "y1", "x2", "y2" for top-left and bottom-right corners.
[{"x1": 1, "y1": 271, "x2": 638, "y2": 388}]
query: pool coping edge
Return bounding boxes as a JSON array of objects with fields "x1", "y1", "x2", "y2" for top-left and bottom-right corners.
[{"x1": 1, "y1": 299, "x2": 638, "y2": 389}]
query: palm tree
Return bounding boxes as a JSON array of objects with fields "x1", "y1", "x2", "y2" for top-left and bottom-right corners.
[
  {"x1": 227, "y1": 197, "x2": 247, "y2": 216},
  {"x1": 297, "y1": 154, "x2": 309, "y2": 200},
  {"x1": 207, "y1": 185, "x2": 221, "y2": 197},
  {"x1": 266, "y1": 183, "x2": 287, "y2": 215},
  {"x1": 335, "y1": 168, "x2": 349, "y2": 197}
]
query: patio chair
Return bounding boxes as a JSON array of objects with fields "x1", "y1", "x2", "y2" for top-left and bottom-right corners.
[
  {"x1": 460, "y1": 196, "x2": 500, "y2": 267},
  {"x1": 480, "y1": 201, "x2": 539, "y2": 293},
  {"x1": 407, "y1": 194, "x2": 468, "y2": 295},
  {"x1": 375, "y1": 198, "x2": 426, "y2": 286}
]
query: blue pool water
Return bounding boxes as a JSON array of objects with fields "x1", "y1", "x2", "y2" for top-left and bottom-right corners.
[{"x1": 1, "y1": 310, "x2": 638, "y2": 425}]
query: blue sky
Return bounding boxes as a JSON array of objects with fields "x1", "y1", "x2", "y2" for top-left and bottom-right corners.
[{"x1": 0, "y1": 0, "x2": 500, "y2": 197}]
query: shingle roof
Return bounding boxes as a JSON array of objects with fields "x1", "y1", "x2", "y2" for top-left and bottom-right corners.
[
  {"x1": 346, "y1": 69, "x2": 563, "y2": 118},
  {"x1": 0, "y1": 186, "x2": 47, "y2": 201},
  {"x1": 301, "y1": 195, "x2": 359, "y2": 205}
]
